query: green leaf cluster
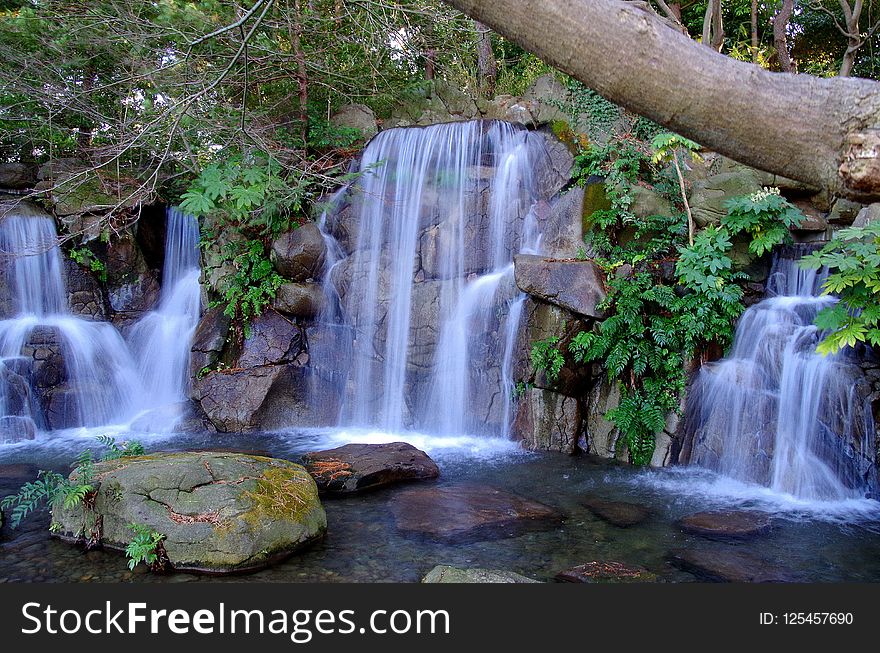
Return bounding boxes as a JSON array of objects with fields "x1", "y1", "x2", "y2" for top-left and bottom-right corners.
[
  {"x1": 530, "y1": 336, "x2": 565, "y2": 383},
  {"x1": 722, "y1": 189, "x2": 805, "y2": 256},
  {"x1": 212, "y1": 239, "x2": 283, "y2": 336},
  {"x1": 125, "y1": 523, "x2": 165, "y2": 571},
  {"x1": 800, "y1": 221, "x2": 880, "y2": 354}
]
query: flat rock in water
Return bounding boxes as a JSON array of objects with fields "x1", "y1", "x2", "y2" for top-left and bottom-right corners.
[
  {"x1": 51, "y1": 452, "x2": 327, "y2": 574},
  {"x1": 582, "y1": 496, "x2": 650, "y2": 528},
  {"x1": 422, "y1": 565, "x2": 539, "y2": 583},
  {"x1": 301, "y1": 442, "x2": 439, "y2": 495},
  {"x1": 668, "y1": 548, "x2": 798, "y2": 583},
  {"x1": 678, "y1": 510, "x2": 772, "y2": 540},
  {"x1": 556, "y1": 561, "x2": 658, "y2": 583},
  {"x1": 390, "y1": 484, "x2": 563, "y2": 543}
]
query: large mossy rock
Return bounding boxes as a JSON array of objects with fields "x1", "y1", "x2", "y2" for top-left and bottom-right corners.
[
  {"x1": 330, "y1": 103, "x2": 378, "y2": 140},
  {"x1": 51, "y1": 452, "x2": 326, "y2": 574},
  {"x1": 422, "y1": 565, "x2": 539, "y2": 583},
  {"x1": 689, "y1": 168, "x2": 763, "y2": 228}
]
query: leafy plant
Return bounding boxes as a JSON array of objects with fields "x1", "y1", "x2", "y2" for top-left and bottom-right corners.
[
  {"x1": 800, "y1": 220, "x2": 880, "y2": 354},
  {"x1": 125, "y1": 523, "x2": 166, "y2": 571},
  {"x1": 530, "y1": 336, "x2": 565, "y2": 383},
  {"x1": 69, "y1": 247, "x2": 107, "y2": 282},
  {"x1": 651, "y1": 132, "x2": 702, "y2": 246},
  {"x1": 0, "y1": 435, "x2": 144, "y2": 528},
  {"x1": 722, "y1": 187, "x2": 805, "y2": 255},
  {"x1": 212, "y1": 239, "x2": 284, "y2": 336}
]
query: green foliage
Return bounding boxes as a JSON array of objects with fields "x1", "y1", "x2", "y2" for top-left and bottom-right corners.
[
  {"x1": 722, "y1": 187, "x2": 805, "y2": 255},
  {"x1": 211, "y1": 239, "x2": 283, "y2": 335},
  {"x1": 306, "y1": 119, "x2": 362, "y2": 150},
  {"x1": 181, "y1": 154, "x2": 305, "y2": 237},
  {"x1": 530, "y1": 336, "x2": 565, "y2": 383},
  {"x1": 0, "y1": 435, "x2": 145, "y2": 528},
  {"x1": 800, "y1": 221, "x2": 880, "y2": 354},
  {"x1": 125, "y1": 523, "x2": 166, "y2": 571},
  {"x1": 650, "y1": 133, "x2": 701, "y2": 165},
  {"x1": 69, "y1": 247, "x2": 107, "y2": 282}
]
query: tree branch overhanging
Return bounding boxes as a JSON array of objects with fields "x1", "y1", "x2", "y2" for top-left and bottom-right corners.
[{"x1": 444, "y1": 0, "x2": 880, "y2": 202}]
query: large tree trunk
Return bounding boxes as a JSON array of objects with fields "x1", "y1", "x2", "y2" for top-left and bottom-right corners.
[
  {"x1": 444, "y1": 0, "x2": 880, "y2": 202},
  {"x1": 773, "y1": 0, "x2": 795, "y2": 73},
  {"x1": 839, "y1": 0, "x2": 864, "y2": 78},
  {"x1": 751, "y1": 0, "x2": 759, "y2": 63}
]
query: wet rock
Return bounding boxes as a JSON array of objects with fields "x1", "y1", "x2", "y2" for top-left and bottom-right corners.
[
  {"x1": 514, "y1": 254, "x2": 606, "y2": 318},
  {"x1": 556, "y1": 561, "x2": 657, "y2": 583},
  {"x1": 828, "y1": 198, "x2": 863, "y2": 225},
  {"x1": 422, "y1": 565, "x2": 539, "y2": 583},
  {"x1": 0, "y1": 416, "x2": 36, "y2": 444},
  {"x1": 236, "y1": 310, "x2": 304, "y2": 368},
  {"x1": 192, "y1": 365, "x2": 285, "y2": 432},
  {"x1": 791, "y1": 200, "x2": 828, "y2": 232},
  {"x1": 302, "y1": 442, "x2": 439, "y2": 495},
  {"x1": 390, "y1": 484, "x2": 563, "y2": 543},
  {"x1": 535, "y1": 130, "x2": 574, "y2": 198},
  {"x1": 540, "y1": 187, "x2": 586, "y2": 258},
  {"x1": 189, "y1": 306, "x2": 230, "y2": 378},
  {"x1": 668, "y1": 548, "x2": 797, "y2": 582},
  {"x1": 521, "y1": 74, "x2": 570, "y2": 125},
  {"x1": 272, "y1": 282, "x2": 324, "y2": 320},
  {"x1": 51, "y1": 452, "x2": 326, "y2": 574},
  {"x1": 584, "y1": 378, "x2": 624, "y2": 461},
  {"x1": 330, "y1": 103, "x2": 378, "y2": 140},
  {"x1": 512, "y1": 387, "x2": 581, "y2": 454},
  {"x1": 582, "y1": 497, "x2": 650, "y2": 528},
  {"x1": 678, "y1": 510, "x2": 773, "y2": 540},
  {"x1": 270, "y1": 223, "x2": 327, "y2": 282},
  {"x1": 0, "y1": 364, "x2": 32, "y2": 417},
  {"x1": 0, "y1": 162, "x2": 37, "y2": 190},
  {"x1": 64, "y1": 257, "x2": 109, "y2": 320},
  {"x1": 852, "y1": 203, "x2": 880, "y2": 228}
]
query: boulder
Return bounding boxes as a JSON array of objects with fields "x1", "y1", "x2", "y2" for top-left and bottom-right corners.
[
  {"x1": 629, "y1": 184, "x2": 673, "y2": 219},
  {"x1": 514, "y1": 254, "x2": 606, "y2": 318},
  {"x1": 668, "y1": 548, "x2": 798, "y2": 582},
  {"x1": 512, "y1": 387, "x2": 581, "y2": 453},
  {"x1": 0, "y1": 162, "x2": 37, "y2": 190},
  {"x1": 539, "y1": 187, "x2": 586, "y2": 258},
  {"x1": 556, "y1": 561, "x2": 657, "y2": 583},
  {"x1": 189, "y1": 306, "x2": 230, "y2": 378},
  {"x1": 791, "y1": 200, "x2": 828, "y2": 232},
  {"x1": 852, "y1": 203, "x2": 880, "y2": 228},
  {"x1": 51, "y1": 452, "x2": 326, "y2": 574},
  {"x1": 535, "y1": 130, "x2": 575, "y2": 198},
  {"x1": 689, "y1": 169, "x2": 763, "y2": 228},
  {"x1": 270, "y1": 223, "x2": 327, "y2": 281},
  {"x1": 236, "y1": 310, "x2": 304, "y2": 368},
  {"x1": 827, "y1": 198, "x2": 863, "y2": 225},
  {"x1": 678, "y1": 510, "x2": 773, "y2": 540},
  {"x1": 521, "y1": 74, "x2": 570, "y2": 125},
  {"x1": 272, "y1": 282, "x2": 324, "y2": 320},
  {"x1": 64, "y1": 257, "x2": 109, "y2": 321},
  {"x1": 584, "y1": 378, "x2": 624, "y2": 460},
  {"x1": 582, "y1": 497, "x2": 650, "y2": 528},
  {"x1": 422, "y1": 565, "x2": 539, "y2": 583},
  {"x1": 433, "y1": 81, "x2": 480, "y2": 119},
  {"x1": 192, "y1": 365, "x2": 285, "y2": 432},
  {"x1": 390, "y1": 484, "x2": 563, "y2": 543},
  {"x1": 480, "y1": 95, "x2": 535, "y2": 125},
  {"x1": 330, "y1": 103, "x2": 378, "y2": 140},
  {"x1": 301, "y1": 442, "x2": 439, "y2": 495}
]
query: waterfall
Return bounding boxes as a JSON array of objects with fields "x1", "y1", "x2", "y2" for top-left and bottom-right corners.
[
  {"x1": 0, "y1": 203, "x2": 144, "y2": 439},
  {"x1": 685, "y1": 248, "x2": 877, "y2": 501},
  {"x1": 317, "y1": 120, "x2": 552, "y2": 437},
  {"x1": 0, "y1": 203, "x2": 201, "y2": 441},
  {"x1": 126, "y1": 207, "x2": 201, "y2": 426}
]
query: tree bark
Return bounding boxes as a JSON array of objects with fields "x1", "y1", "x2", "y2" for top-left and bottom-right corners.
[
  {"x1": 444, "y1": 0, "x2": 880, "y2": 202},
  {"x1": 475, "y1": 20, "x2": 497, "y2": 98},
  {"x1": 773, "y1": 0, "x2": 795, "y2": 73},
  {"x1": 289, "y1": 0, "x2": 309, "y2": 146},
  {"x1": 839, "y1": 0, "x2": 864, "y2": 77},
  {"x1": 751, "y1": 0, "x2": 759, "y2": 63},
  {"x1": 702, "y1": 0, "x2": 724, "y2": 51}
]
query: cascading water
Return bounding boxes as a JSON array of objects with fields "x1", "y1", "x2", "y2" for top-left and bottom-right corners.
[
  {"x1": 126, "y1": 207, "x2": 201, "y2": 427},
  {"x1": 684, "y1": 247, "x2": 877, "y2": 501},
  {"x1": 0, "y1": 202, "x2": 201, "y2": 441},
  {"x1": 316, "y1": 120, "x2": 552, "y2": 438},
  {"x1": 0, "y1": 202, "x2": 144, "y2": 439}
]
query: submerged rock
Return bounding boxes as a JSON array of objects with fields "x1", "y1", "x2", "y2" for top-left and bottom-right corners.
[
  {"x1": 51, "y1": 452, "x2": 326, "y2": 574},
  {"x1": 668, "y1": 548, "x2": 797, "y2": 582},
  {"x1": 678, "y1": 510, "x2": 773, "y2": 540},
  {"x1": 390, "y1": 484, "x2": 563, "y2": 543},
  {"x1": 555, "y1": 561, "x2": 657, "y2": 583},
  {"x1": 582, "y1": 497, "x2": 650, "y2": 528},
  {"x1": 514, "y1": 254, "x2": 606, "y2": 318},
  {"x1": 422, "y1": 565, "x2": 539, "y2": 583},
  {"x1": 301, "y1": 442, "x2": 439, "y2": 495}
]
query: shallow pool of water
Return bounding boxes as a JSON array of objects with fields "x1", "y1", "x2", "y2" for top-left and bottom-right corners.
[{"x1": 2, "y1": 428, "x2": 880, "y2": 583}]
